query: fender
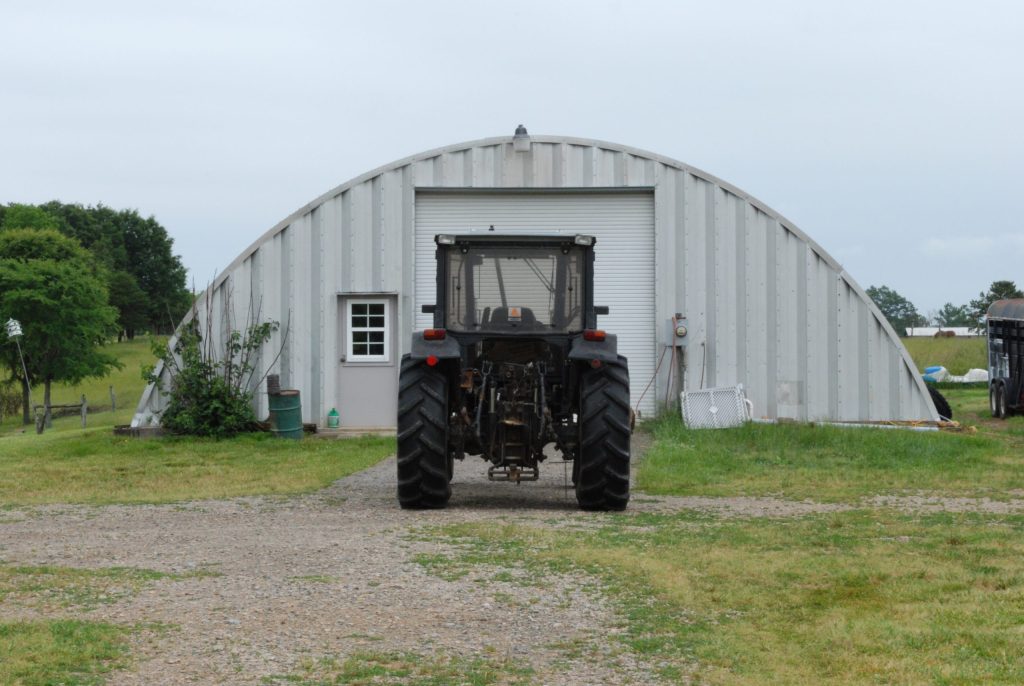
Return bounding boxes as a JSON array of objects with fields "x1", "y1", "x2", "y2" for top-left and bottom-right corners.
[
  {"x1": 568, "y1": 333, "x2": 619, "y2": 363},
  {"x1": 409, "y1": 332, "x2": 461, "y2": 359}
]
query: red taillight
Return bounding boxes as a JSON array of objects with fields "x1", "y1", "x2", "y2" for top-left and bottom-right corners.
[
  {"x1": 423, "y1": 329, "x2": 447, "y2": 340},
  {"x1": 426, "y1": 355, "x2": 439, "y2": 367},
  {"x1": 583, "y1": 329, "x2": 606, "y2": 342},
  {"x1": 590, "y1": 358, "x2": 602, "y2": 369}
]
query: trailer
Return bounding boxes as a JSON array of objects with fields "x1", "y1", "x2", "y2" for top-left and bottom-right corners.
[{"x1": 987, "y1": 299, "x2": 1024, "y2": 418}]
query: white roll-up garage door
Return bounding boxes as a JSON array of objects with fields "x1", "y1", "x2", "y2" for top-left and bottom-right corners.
[{"x1": 414, "y1": 191, "x2": 656, "y2": 416}]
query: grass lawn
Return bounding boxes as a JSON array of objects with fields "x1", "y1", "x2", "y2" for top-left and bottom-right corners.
[
  {"x1": 0, "y1": 563, "x2": 188, "y2": 686},
  {"x1": 0, "y1": 335, "x2": 395, "y2": 506},
  {"x1": 0, "y1": 620, "x2": 130, "y2": 686},
  {"x1": 410, "y1": 385, "x2": 1024, "y2": 684},
  {"x1": 901, "y1": 336, "x2": 986, "y2": 375},
  {"x1": 423, "y1": 510, "x2": 1024, "y2": 685},
  {"x1": 264, "y1": 651, "x2": 533, "y2": 686},
  {"x1": 1, "y1": 337, "x2": 160, "y2": 434},
  {"x1": 636, "y1": 416, "x2": 1016, "y2": 501},
  {"x1": 0, "y1": 427, "x2": 394, "y2": 506}
]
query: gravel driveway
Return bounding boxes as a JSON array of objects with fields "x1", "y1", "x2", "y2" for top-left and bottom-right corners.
[
  {"x1": 2, "y1": 451, "x2": 664, "y2": 685},
  {"x1": 4, "y1": 442, "x2": 1022, "y2": 685}
]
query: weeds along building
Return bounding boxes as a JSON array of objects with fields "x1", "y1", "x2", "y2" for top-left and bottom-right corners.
[{"x1": 133, "y1": 131, "x2": 938, "y2": 429}]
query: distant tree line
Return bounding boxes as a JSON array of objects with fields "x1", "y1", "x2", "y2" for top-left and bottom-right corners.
[
  {"x1": 0, "y1": 202, "x2": 191, "y2": 338},
  {"x1": 867, "y1": 280, "x2": 1023, "y2": 335},
  {"x1": 0, "y1": 202, "x2": 191, "y2": 424}
]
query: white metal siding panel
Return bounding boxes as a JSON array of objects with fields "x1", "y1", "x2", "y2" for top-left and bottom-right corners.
[{"x1": 414, "y1": 191, "x2": 657, "y2": 417}]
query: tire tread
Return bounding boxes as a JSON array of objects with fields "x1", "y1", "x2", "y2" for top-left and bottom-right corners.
[
  {"x1": 396, "y1": 356, "x2": 451, "y2": 509},
  {"x1": 575, "y1": 355, "x2": 631, "y2": 511}
]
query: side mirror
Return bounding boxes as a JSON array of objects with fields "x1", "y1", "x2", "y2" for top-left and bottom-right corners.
[
  {"x1": 594, "y1": 306, "x2": 609, "y2": 315},
  {"x1": 421, "y1": 304, "x2": 436, "y2": 314}
]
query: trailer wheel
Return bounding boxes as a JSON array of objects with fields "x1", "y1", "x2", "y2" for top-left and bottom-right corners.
[
  {"x1": 927, "y1": 385, "x2": 953, "y2": 421},
  {"x1": 396, "y1": 356, "x2": 451, "y2": 509},
  {"x1": 575, "y1": 355, "x2": 631, "y2": 511},
  {"x1": 991, "y1": 382, "x2": 1008, "y2": 420}
]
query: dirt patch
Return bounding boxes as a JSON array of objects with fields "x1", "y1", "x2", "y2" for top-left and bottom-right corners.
[{"x1": 637, "y1": 495, "x2": 853, "y2": 518}]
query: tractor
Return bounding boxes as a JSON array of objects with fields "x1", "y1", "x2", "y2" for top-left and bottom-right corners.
[{"x1": 396, "y1": 233, "x2": 631, "y2": 511}]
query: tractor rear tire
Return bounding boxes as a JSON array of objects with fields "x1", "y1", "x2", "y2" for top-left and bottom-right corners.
[
  {"x1": 575, "y1": 355, "x2": 631, "y2": 511},
  {"x1": 396, "y1": 356, "x2": 451, "y2": 509},
  {"x1": 928, "y1": 385, "x2": 953, "y2": 421}
]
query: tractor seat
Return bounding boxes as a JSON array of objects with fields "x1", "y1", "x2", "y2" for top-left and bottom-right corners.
[{"x1": 487, "y1": 306, "x2": 537, "y2": 329}]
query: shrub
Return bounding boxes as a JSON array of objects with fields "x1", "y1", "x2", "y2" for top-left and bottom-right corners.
[{"x1": 149, "y1": 319, "x2": 280, "y2": 438}]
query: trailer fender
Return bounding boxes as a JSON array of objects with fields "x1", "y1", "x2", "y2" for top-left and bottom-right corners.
[
  {"x1": 568, "y1": 333, "x2": 619, "y2": 363},
  {"x1": 409, "y1": 333, "x2": 462, "y2": 360}
]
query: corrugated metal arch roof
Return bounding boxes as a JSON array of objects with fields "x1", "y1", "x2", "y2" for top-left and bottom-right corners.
[
  {"x1": 211, "y1": 133, "x2": 915, "y2": 376},
  {"x1": 216, "y1": 134, "x2": 850, "y2": 285}
]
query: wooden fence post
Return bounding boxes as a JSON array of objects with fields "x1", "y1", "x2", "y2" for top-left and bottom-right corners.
[
  {"x1": 81, "y1": 394, "x2": 87, "y2": 428},
  {"x1": 109, "y1": 385, "x2": 116, "y2": 412}
]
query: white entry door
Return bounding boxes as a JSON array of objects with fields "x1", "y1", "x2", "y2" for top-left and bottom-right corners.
[{"x1": 336, "y1": 295, "x2": 398, "y2": 429}]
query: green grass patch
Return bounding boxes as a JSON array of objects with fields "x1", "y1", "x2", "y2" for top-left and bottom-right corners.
[
  {"x1": 0, "y1": 429, "x2": 394, "y2": 505},
  {"x1": 262, "y1": 650, "x2": 533, "y2": 685},
  {"x1": 937, "y1": 383, "x2": 1024, "y2": 438},
  {"x1": 0, "y1": 619, "x2": 129, "y2": 686},
  {"x1": 901, "y1": 336, "x2": 986, "y2": 375},
  {"x1": 289, "y1": 575, "x2": 339, "y2": 584},
  {"x1": 636, "y1": 415, "x2": 1012, "y2": 501},
  {"x1": 0, "y1": 563, "x2": 217, "y2": 609},
  {"x1": 422, "y1": 512, "x2": 1024, "y2": 685},
  {"x1": 1, "y1": 338, "x2": 161, "y2": 435}
]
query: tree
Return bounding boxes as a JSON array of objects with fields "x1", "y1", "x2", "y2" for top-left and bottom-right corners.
[
  {"x1": 8, "y1": 202, "x2": 193, "y2": 334},
  {"x1": 0, "y1": 229, "x2": 121, "y2": 423},
  {"x1": 968, "y1": 280, "x2": 1024, "y2": 331},
  {"x1": 107, "y1": 271, "x2": 149, "y2": 340},
  {"x1": 1, "y1": 204, "x2": 63, "y2": 232},
  {"x1": 933, "y1": 302, "x2": 973, "y2": 328},
  {"x1": 866, "y1": 285, "x2": 927, "y2": 335}
]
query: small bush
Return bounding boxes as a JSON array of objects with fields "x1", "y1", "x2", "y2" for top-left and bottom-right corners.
[{"x1": 150, "y1": 320, "x2": 279, "y2": 438}]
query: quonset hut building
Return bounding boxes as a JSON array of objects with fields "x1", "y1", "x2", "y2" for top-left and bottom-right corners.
[{"x1": 133, "y1": 130, "x2": 939, "y2": 430}]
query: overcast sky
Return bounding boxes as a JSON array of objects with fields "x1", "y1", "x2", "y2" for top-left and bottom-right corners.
[{"x1": 2, "y1": 0, "x2": 1021, "y2": 316}]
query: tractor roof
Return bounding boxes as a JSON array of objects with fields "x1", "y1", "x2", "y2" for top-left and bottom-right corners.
[{"x1": 434, "y1": 234, "x2": 596, "y2": 247}]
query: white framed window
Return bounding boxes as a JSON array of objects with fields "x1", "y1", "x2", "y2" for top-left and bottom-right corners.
[{"x1": 346, "y1": 299, "x2": 389, "y2": 362}]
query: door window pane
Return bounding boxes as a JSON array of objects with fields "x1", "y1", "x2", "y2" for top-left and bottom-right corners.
[{"x1": 348, "y1": 300, "x2": 389, "y2": 362}]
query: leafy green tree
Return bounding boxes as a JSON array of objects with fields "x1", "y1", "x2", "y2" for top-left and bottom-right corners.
[
  {"x1": 107, "y1": 271, "x2": 149, "y2": 340},
  {"x1": 7, "y1": 202, "x2": 192, "y2": 334},
  {"x1": 969, "y1": 280, "x2": 1024, "y2": 331},
  {"x1": 866, "y1": 285, "x2": 928, "y2": 335},
  {"x1": 0, "y1": 229, "x2": 121, "y2": 423},
  {"x1": 933, "y1": 302, "x2": 973, "y2": 327},
  {"x1": 1, "y1": 204, "x2": 63, "y2": 232}
]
